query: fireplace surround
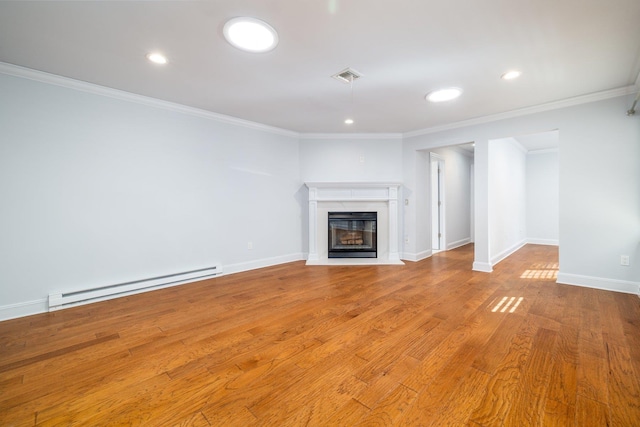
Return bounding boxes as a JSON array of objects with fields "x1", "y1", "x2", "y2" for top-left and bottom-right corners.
[{"x1": 305, "y1": 182, "x2": 403, "y2": 265}]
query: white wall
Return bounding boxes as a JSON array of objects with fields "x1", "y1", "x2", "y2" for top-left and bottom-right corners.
[
  {"x1": 0, "y1": 72, "x2": 303, "y2": 319},
  {"x1": 299, "y1": 135, "x2": 404, "y2": 259},
  {"x1": 299, "y1": 136, "x2": 403, "y2": 183},
  {"x1": 488, "y1": 138, "x2": 527, "y2": 263},
  {"x1": 404, "y1": 93, "x2": 640, "y2": 292},
  {"x1": 527, "y1": 150, "x2": 559, "y2": 244}
]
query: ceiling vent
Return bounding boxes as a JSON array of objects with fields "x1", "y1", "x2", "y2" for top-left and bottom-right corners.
[{"x1": 332, "y1": 68, "x2": 362, "y2": 84}]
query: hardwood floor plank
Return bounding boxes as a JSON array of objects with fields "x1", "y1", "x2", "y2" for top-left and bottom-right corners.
[
  {"x1": 606, "y1": 342, "x2": 640, "y2": 425},
  {"x1": 355, "y1": 384, "x2": 417, "y2": 426},
  {"x1": 353, "y1": 354, "x2": 420, "y2": 410},
  {"x1": 542, "y1": 399, "x2": 574, "y2": 427},
  {"x1": 576, "y1": 353, "x2": 608, "y2": 404},
  {"x1": 171, "y1": 411, "x2": 211, "y2": 427},
  {"x1": 421, "y1": 367, "x2": 491, "y2": 427},
  {"x1": 469, "y1": 332, "x2": 534, "y2": 426},
  {"x1": 575, "y1": 395, "x2": 611, "y2": 426},
  {"x1": 326, "y1": 398, "x2": 370, "y2": 426},
  {"x1": 0, "y1": 332, "x2": 120, "y2": 373},
  {"x1": 1, "y1": 244, "x2": 639, "y2": 426}
]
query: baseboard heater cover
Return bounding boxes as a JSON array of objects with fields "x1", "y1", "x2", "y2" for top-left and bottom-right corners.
[{"x1": 48, "y1": 265, "x2": 222, "y2": 312}]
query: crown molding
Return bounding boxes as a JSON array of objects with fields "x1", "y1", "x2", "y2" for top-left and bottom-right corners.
[
  {"x1": 299, "y1": 133, "x2": 403, "y2": 140},
  {"x1": 403, "y1": 85, "x2": 638, "y2": 138},
  {"x1": 3, "y1": 61, "x2": 637, "y2": 141},
  {"x1": 0, "y1": 61, "x2": 300, "y2": 138},
  {"x1": 527, "y1": 147, "x2": 559, "y2": 155}
]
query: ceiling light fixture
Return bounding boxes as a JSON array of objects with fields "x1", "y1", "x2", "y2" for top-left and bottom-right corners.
[
  {"x1": 426, "y1": 87, "x2": 462, "y2": 103},
  {"x1": 332, "y1": 67, "x2": 361, "y2": 125},
  {"x1": 146, "y1": 52, "x2": 168, "y2": 65},
  {"x1": 223, "y1": 17, "x2": 278, "y2": 53},
  {"x1": 501, "y1": 70, "x2": 522, "y2": 80}
]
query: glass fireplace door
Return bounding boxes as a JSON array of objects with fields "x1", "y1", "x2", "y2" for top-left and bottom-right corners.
[{"x1": 328, "y1": 212, "x2": 377, "y2": 258}]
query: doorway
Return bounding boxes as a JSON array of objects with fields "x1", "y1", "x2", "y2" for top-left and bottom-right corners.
[{"x1": 430, "y1": 153, "x2": 445, "y2": 252}]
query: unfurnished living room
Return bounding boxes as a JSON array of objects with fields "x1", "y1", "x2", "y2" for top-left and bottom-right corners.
[{"x1": 0, "y1": 1, "x2": 639, "y2": 426}]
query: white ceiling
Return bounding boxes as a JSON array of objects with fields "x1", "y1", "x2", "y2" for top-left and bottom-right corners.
[{"x1": 1, "y1": 1, "x2": 639, "y2": 134}]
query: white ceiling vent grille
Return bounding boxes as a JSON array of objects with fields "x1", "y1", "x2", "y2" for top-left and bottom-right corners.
[{"x1": 332, "y1": 68, "x2": 362, "y2": 83}]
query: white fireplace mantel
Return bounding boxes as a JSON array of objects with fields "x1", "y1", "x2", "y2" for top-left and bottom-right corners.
[{"x1": 305, "y1": 182, "x2": 402, "y2": 265}]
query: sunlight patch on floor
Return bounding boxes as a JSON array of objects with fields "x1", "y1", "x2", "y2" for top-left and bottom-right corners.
[
  {"x1": 491, "y1": 296, "x2": 524, "y2": 313},
  {"x1": 521, "y1": 262, "x2": 559, "y2": 279}
]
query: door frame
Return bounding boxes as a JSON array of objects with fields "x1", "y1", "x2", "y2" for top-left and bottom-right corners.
[{"x1": 430, "y1": 152, "x2": 445, "y2": 252}]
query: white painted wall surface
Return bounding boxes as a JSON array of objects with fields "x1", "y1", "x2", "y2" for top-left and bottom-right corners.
[
  {"x1": 526, "y1": 150, "x2": 559, "y2": 244},
  {"x1": 299, "y1": 136, "x2": 403, "y2": 183},
  {"x1": 403, "y1": 93, "x2": 639, "y2": 292},
  {"x1": 0, "y1": 73, "x2": 302, "y2": 319},
  {"x1": 488, "y1": 138, "x2": 527, "y2": 263}
]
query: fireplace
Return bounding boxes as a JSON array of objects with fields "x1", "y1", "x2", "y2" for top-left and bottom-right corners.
[{"x1": 328, "y1": 212, "x2": 377, "y2": 258}]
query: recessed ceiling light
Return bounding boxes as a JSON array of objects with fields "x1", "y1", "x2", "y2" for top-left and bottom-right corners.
[
  {"x1": 146, "y1": 52, "x2": 168, "y2": 65},
  {"x1": 426, "y1": 87, "x2": 463, "y2": 103},
  {"x1": 345, "y1": 118, "x2": 354, "y2": 125},
  {"x1": 501, "y1": 70, "x2": 522, "y2": 80},
  {"x1": 223, "y1": 17, "x2": 278, "y2": 53}
]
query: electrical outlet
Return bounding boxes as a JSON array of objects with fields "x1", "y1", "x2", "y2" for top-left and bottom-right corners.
[
  {"x1": 621, "y1": 255, "x2": 629, "y2": 266},
  {"x1": 248, "y1": 242, "x2": 253, "y2": 250}
]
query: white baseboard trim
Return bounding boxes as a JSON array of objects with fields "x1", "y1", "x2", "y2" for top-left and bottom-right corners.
[
  {"x1": 0, "y1": 298, "x2": 48, "y2": 322},
  {"x1": 527, "y1": 238, "x2": 559, "y2": 246},
  {"x1": 472, "y1": 261, "x2": 493, "y2": 273},
  {"x1": 491, "y1": 240, "x2": 527, "y2": 266},
  {"x1": 447, "y1": 238, "x2": 472, "y2": 251},
  {"x1": 556, "y1": 272, "x2": 640, "y2": 295},
  {"x1": 402, "y1": 249, "x2": 432, "y2": 262},
  {"x1": 223, "y1": 252, "x2": 305, "y2": 276}
]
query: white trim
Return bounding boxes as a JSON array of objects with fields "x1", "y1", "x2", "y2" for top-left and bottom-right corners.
[
  {"x1": 0, "y1": 298, "x2": 48, "y2": 322},
  {"x1": 472, "y1": 261, "x2": 493, "y2": 273},
  {"x1": 0, "y1": 61, "x2": 298, "y2": 138},
  {"x1": 4, "y1": 61, "x2": 636, "y2": 141},
  {"x1": 306, "y1": 258, "x2": 404, "y2": 266},
  {"x1": 526, "y1": 238, "x2": 559, "y2": 246},
  {"x1": 403, "y1": 86, "x2": 638, "y2": 138},
  {"x1": 491, "y1": 239, "x2": 527, "y2": 266},
  {"x1": 299, "y1": 133, "x2": 403, "y2": 140},
  {"x1": 527, "y1": 148, "x2": 559, "y2": 155},
  {"x1": 447, "y1": 238, "x2": 472, "y2": 251},
  {"x1": 223, "y1": 253, "x2": 304, "y2": 275},
  {"x1": 557, "y1": 272, "x2": 640, "y2": 295},
  {"x1": 402, "y1": 249, "x2": 432, "y2": 262}
]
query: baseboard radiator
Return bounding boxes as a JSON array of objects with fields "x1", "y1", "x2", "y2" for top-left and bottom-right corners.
[{"x1": 48, "y1": 265, "x2": 223, "y2": 312}]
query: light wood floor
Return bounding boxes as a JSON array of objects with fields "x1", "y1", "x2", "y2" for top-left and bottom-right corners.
[{"x1": 1, "y1": 244, "x2": 640, "y2": 426}]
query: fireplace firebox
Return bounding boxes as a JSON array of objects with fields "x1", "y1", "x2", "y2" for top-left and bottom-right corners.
[{"x1": 328, "y1": 212, "x2": 377, "y2": 258}]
